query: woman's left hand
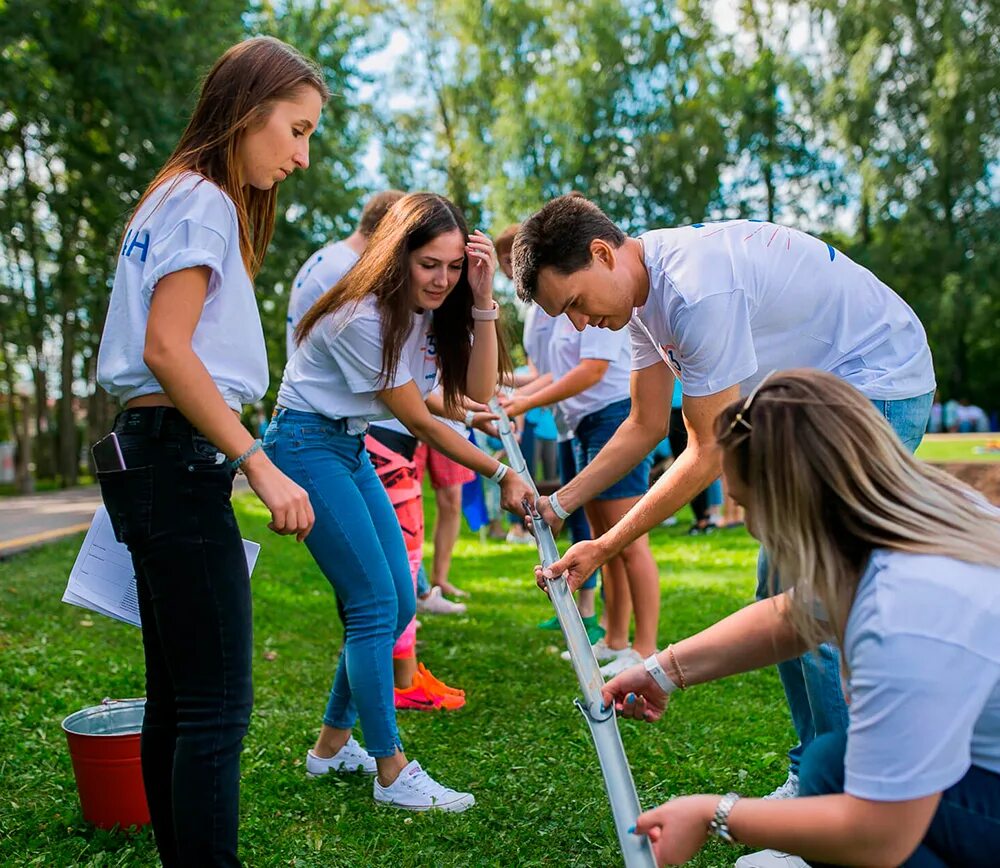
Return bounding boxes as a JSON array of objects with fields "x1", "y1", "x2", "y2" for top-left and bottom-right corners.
[
  {"x1": 466, "y1": 230, "x2": 497, "y2": 307},
  {"x1": 633, "y1": 795, "x2": 718, "y2": 866}
]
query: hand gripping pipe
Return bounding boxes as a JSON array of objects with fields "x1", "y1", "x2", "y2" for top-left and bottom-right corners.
[{"x1": 489, "y1": 400, "x2": 657, "y2": 868}]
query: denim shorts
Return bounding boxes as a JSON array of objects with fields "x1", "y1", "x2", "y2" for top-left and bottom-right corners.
[{"x1": 573, "y1": 398, "x2": 652, "y2": 501}]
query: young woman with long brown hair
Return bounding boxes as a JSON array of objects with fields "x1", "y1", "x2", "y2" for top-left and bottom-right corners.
[
  {"x1": 95, "y1": 37, "x2": 324, "y2": 866},
  {"x1": 594, "y1": 370, "x2": 1000, "y2": 867},
  {"x1": 266, "y1": 192, "x2": 532, "y2": 811}
]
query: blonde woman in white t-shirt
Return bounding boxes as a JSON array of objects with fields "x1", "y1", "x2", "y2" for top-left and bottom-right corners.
[
  {"x1": 268, "y1": 192, "x2": 532, "y2": 812},
  {"x1": 95, "y1": 38, "x2": 323, "y2": 867}
]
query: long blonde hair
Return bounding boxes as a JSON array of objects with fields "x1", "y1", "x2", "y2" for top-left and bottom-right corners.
[
  {"x1": 716, "y1": 369, "x2": 1000, "y2": 649},
  {"x1": 125, "y1": 37, "x2": 329, "y2": 277}
]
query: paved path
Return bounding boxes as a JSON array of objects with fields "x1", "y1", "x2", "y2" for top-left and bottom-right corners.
[{"x1": 0, "y1": 478, "x2": 251, "y2": 557}]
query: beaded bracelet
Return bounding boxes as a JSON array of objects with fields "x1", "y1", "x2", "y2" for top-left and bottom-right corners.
[{"x1": 228, "y1": 439, "x2": 262, "y2": 473}]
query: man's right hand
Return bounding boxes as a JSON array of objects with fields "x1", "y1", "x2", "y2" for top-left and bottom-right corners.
[{"x1": 535, "y1": 537, "x2": 611, "y2": 593}]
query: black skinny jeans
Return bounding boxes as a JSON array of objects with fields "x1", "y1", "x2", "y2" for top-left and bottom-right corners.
[{"x1": 98, "y1": 407, "x2": 252, "y2": 868}]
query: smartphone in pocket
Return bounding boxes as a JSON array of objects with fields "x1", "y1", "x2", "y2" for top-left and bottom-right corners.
[{"x1": 92, "y1": 432, "x2": 126, "y2": 471}]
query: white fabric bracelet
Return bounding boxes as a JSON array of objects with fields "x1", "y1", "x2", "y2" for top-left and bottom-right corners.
[
  {"x1": 489, "y1": 462, "x2": 508, "y2": 483},
  {"x1": 471, "y1": 301, "x2": 499, "y2": 321},
  {"x1": 644, "y1": 654, "x2": 680, "y2": 695},
  {"x1": 464, "y1": 409, "x2": 476, "y2": 427},
  {"x1": 548, "y1": 491, "x2": 571, "y2": 520}
]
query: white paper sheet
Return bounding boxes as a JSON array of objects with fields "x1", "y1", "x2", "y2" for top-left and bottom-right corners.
[{"x1": 63, "y1": 506, "x2": 261, "y2": 627}]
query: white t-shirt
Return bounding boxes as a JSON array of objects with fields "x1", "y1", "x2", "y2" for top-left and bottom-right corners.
[
  {"x1": 276, "y1": 296, "x2": 438, "y2": 433},
  {"x1": 285, "y1": 240, "x2": 360, "y2": 360},
  {"x1": 97, "y1": 173, "x2": 268, "y2": 411},
  {"x1": 628, "y1": 223, "x2": 936, "y2": 399},
  {"x1": 523, "y1": 303, "x2": 559, "y2": 376},
  {"x1": 548, "y1": 317, "x2": 631, "y2": 431},
  {"x1": 843, "y1": 548, "x2": 1000, "y2": 800}
]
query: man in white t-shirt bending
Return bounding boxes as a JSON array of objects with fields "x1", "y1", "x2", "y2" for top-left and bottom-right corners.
[
  {"x1": 285, "y1": 190, "x2": 404, "y2": 360},
  {"x1": 512, "y1": 193, "x2": 936, "y2": 806}
]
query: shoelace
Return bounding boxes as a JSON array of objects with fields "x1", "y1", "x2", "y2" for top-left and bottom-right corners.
[{"x1": 397, "y1": 766, "x2": 452, "y2": 798}]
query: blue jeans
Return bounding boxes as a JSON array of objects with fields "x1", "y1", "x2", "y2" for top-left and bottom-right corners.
[
  {"x1": 559, "y1": 438, "x2": 598, "y2": 591},
  {"x1": 800, "y1": 732, "x2": 1000, "y2": 867},
  {"x1": 759, "y1": 391, "x2": 934, "y2": 774},
  {"x1": 574, "y1": 398, "x2": 653, "y2": 501},
  {"x1": 264, "y1": 409, "x2": 414, "y2": 756}
]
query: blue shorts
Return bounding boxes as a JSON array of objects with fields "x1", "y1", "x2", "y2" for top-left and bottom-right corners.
[{"x1": 573, "y1": 398, "x2": 652, "y2": 501}]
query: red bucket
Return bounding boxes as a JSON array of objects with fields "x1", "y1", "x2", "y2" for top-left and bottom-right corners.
[{"x1": 61, "y1": 698, "x2": 150, "y2": 830}]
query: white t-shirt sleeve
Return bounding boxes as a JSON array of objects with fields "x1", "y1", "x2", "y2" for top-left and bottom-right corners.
[
  {"x1": 139, "y1": 183, "x2": 233, "y2": 303},
  {"x1": 668, "y1": 289, "x2": 758, "y2": 396},
  {"x1": 579, "y1": 326, "x2": 627, "y2": 362},
  {"x1": 321, "y1": 309, "x2": 414, "y2": 395},
  {"x1": 845, "y1": 631, "x2": 996, "y2": 800},
  {"x1": 628, "y1": 319, "x2": 664, "y2": 371}
]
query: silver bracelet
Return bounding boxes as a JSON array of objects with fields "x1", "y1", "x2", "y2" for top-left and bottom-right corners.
[
  {"x1": 489, "y1": 462, "x2": 508, "y2": 483},
  {"x1": 708, "y1": 792, "x2": 741, "y2": 845},
  {"x1": 471, "y1": 301, "x2": 499, "y2": 321},
  {"x1": 548, "y1": 491, "x2": 571, "y2": 520}
]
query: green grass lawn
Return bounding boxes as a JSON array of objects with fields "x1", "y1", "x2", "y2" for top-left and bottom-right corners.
[
  {"x1": 915, "y1": 436, "x2": 999, "y2": 463},
  {"x1": 0, "y1": 496, "x2": 792, "y2": 867}
]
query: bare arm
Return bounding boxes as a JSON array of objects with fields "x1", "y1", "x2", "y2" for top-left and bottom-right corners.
[
  {"x1": 143, "y1": 267, "x2": 313, "y2": 539},
  {"x1": 635, "y1": 790, "x2": 939, "y2": 867},
  {"x1": 465, "y1": 231, "x2": 500, "y2": 402},
  {"x1": 504, "y1": 360, "x2": 608, "y2": 418},
  {"x1": 597, "y1": 383, "x2": 739, "y2": 560},
  {"x1": 546, "y1": 362, "x2": 674, "y2": 515},
  {"x1": 380, "y1": 380, "x2": 533, "y2": 513}
]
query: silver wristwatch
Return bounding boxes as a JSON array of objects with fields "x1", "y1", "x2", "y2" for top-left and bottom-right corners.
[{"x1": 708, "y1": 792, "x2": 741, "y2": 845}]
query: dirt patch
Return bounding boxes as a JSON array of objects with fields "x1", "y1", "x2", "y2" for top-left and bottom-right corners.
[{"x1": 936, "y1": 462, "x2": 1000, "y2": 506}]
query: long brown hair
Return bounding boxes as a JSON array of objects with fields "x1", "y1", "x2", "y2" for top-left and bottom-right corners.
[
  {"x1": 716, "y1": 369, "x2": 1000, "y2": 649},
  {"x1": 125, "y1": 37, "x2": 329, "y2": 277},
  {"x1": 296, "y1": 192, "x2": 512, "y2": 414}
]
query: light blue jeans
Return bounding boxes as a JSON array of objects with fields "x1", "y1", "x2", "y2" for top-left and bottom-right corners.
[
  {"x1": 264, "y1": 409, "x2": 415, "y2": 757},
  {"x1": 758, "y1": 390, "x2": 934, "y2": 774}
]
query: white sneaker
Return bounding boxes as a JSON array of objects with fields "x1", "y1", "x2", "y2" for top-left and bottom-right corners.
[
  {"x1": 306, "y1": 738, "x2": 376, "y2": 776},
  {"x1": 561, "y1": 640, "x2": 629, "y2": 663},
  {"x1": 764, "y1": 771, "x2": 799, "y2": 800},
  {"x1": 599, "y1": 649, "x2": 644, "y2": 678},
  {"x1": 373, "y1": 760, "x2": 475, "y2": 812},
  {"x1": 734, "y1": 850, "x2": 810, "y2": 867},
  {"x1": 416, "y1": 586, "x2": 467, "y2": 615},
  {"x1": 505, "y1": 527, "x2": 534, "y2": 544}
]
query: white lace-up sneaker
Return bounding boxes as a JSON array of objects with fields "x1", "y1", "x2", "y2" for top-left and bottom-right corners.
[
  {"x1": 306, "y1": 738, "x2": 376, "y2": 776},
  {"x1": 373, "y1": 760, "x2": 475, "y2": 812},
  {"x1": 416, "y1": 586, "x2": 468, "y2": 615},
  {"x1": 764, "y1": 771, "x2": 799, "y2": 800},
  {"x1": 599, "y1": 648, "x2": 643, "y2": 678},
  {"x1": 561, "y1": 640, "x2": 629, "y2": 663},
  {"x1": 734, "y1": 850, "x2": 810, "y2": 867}
]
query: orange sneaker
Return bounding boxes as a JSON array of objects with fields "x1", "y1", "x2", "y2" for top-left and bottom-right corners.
[
  {"x1": 417, "y1": 663, "x2": 465, "y2": 697},
  {"x1": 394, "y1": 681, "x2": 466, "y2": 711}
]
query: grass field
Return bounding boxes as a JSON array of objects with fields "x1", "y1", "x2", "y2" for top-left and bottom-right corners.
[
  {"x1": 1, "y1": 496, "x2": 792, "y2": 867},
  {"x1": 915, "y1": 435, "x2": 999, "y2": 463}
]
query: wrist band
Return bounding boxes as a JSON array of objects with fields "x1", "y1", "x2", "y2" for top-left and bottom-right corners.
[
  {"x1": 471, "y1": 301, "x2": 499, "y2": 321},
  {"x1": 228, "y1": 439, "x2": 262, "y2": 472},
  {"x1": 548, "y1": 491, "x2": 571, "y2": 520},
  {"x1": 708, "y1": 792, "x2": 741, "y2": 845},
  {"x1": 464, "y1": 409, "x2": 476, "y2": 427},
  {"x1": 643, "y1": 654, "x2": 680, "y2": 695},
  {"x1": 489, "y1": 463, "x2": 508, "y2": 483}
]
